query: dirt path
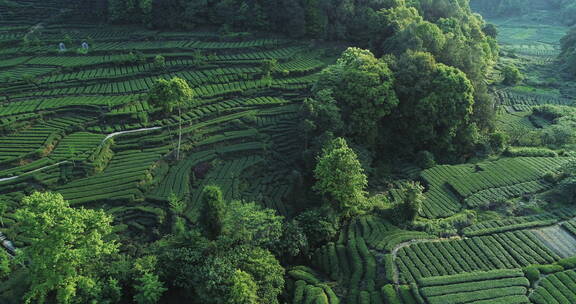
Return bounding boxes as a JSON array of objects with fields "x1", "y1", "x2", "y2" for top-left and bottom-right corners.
[{"x1": 0, "y1": 127, "x2": 163, "y2": 182}]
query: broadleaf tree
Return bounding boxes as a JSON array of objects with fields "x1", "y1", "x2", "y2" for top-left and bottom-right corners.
[
  {"x1": 147, "y1": 77, "x2": 194, "y2": 160},
  {"x1": 14, "y1": 192, "x2": 118, "y2": 304},
  {"x1": 314, "y1": 137, "x2": 368, "y2": 217}
]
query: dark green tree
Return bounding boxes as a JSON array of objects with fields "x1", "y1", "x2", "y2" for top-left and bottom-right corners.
[
  {"x1": 386, "y1": 51, "x2": 476, "y2": 156},
  {"x1": 0, "y1": 250, "x2": 10, "y2": 279},
  {"x1": 395, "y1": 181, "x2": 425, "y2": 223},
  {"x1": 222, "y1": 201, "x2": 283, "y2": 249},
  {"x1": 200, "y1": 185, "x2": 226, "y2": 240},
  {"x1": 315, "y1": 47, "x2": 399, "y2": 145},
  {"x1": 154, "y1": 55, "x2": 166, "y2": 69},
  {"x1": 502, "y1": 64, "x2": 524, "y2": 85}
]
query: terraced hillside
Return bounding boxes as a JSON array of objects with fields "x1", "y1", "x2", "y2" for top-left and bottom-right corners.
[
  {"x1": 4, "y1": 1, "x2": 576, "y2": 304},
  {"x1": 0, "y1": 20, "x2": 335, "y2": 238}
]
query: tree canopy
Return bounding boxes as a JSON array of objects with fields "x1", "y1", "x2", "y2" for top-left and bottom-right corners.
[
  {"x1": 385, "y1": 51, "x2": 476, "y2": 155},
  {"x1": 315, "y1": 47, "x2": 399, "y2": 146},
  {"x1": 14, "y1": 192, "x2": 118, "y2": 304},
  {"x1": 314, "y1": 137, "x2": 368, "y2": 216},
  {"x1": 147, "y1": 77, "x2": 194, "y2": 113}
]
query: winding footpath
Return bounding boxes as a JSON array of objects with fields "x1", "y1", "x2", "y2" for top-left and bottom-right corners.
[
  {"x1": 389, "y1": 236, "x2": 464, "y2": 285},
  {"x1": 0, "y1": 127, "x2": 163, "y2": 183},
  {"x1": 0, "y1": 126, "x2": 163, "y2": 257}
]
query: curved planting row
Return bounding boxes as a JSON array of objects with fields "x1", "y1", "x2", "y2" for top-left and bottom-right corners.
[
  {"x1": 418, "y1": 269, "x2": 530, "y2": 304},
  {"x1": 397, "y1": 231, "x2": 560, "y2": 283},
  {"x1": 531, "y1": 270, "x2": 576, "y2": 304}
]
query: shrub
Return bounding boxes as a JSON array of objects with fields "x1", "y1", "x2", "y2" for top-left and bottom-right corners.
[
  {"x1": 523, "y1": 265, "x2": 540, "y2": 285},
  {"x1": 544, "y1": 171, "x2": 562, "y2": 184},
  {"x1": 154, "y1": 55, "x2": 166, "y2": 69},
  {"x1": 537, "y1": 264, "x2": 564, "y2": 274},
  {"x1": 504, "y1": 147, "x2": 558, "y2": 157},
  {"x1": 489, "y1": 131, "x2": 508, "y2": 153},
  {"x1": 293, "y1": 280, "x2": 306, "y2": 303},
  {"x1": 502, "y1": 64, "x2": 524, "y2": 85},
  {"x1": 288, "y1": 270, "x2": 320, "y2": 285},
  {"x1": 558, "y1": 256, "x2": 576, "y2": 268},
  {"x1": 398, "y1": 285, "x2": 417, "y2": 304}
]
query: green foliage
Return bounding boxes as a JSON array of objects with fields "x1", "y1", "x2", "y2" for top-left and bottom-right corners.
[
  {"x1": 222, "y1": 200, "x2": 283, "y2": 248},
  {"x1": 300, "y1": 89, "x2": 344, "y2": 139},
  {"x1": 193, "y1": 246, "x2": 284, "y2": 304},
  {"x1": 108, "y1": 0, "x2": 152, "y2": 26},
  {"x1": 276, "y1": 220, "x2": 309, "y2": 260},
  {"x1": 314, "y1": 138, "x2": 368, "y2": 217},
  {"x1": 147, "y1": 77, "x2": 194, "y2": 113},
  {"x1": 561, "y1": 27, "x2": 576, "y2": 77},
  {"x1": 101, "y1": 278, "x2": 122, "y2": 304},
  {"x1": 558, "y1": 256, "x2": 576, "y2": 268},
  {"x1": 415, "y1": 151, "x2": 436, "y2": 169},
  {"x1": 523, "y1": 265, "x2": 541, "y2": 285},
  {"x1": 133, "y1": 273, "x2": 167, "y2": 304},
  {"x1": 294, "y1": 208, "x2": 339, "y2": 249},
  {"x1": 394, "y1": 182, "x2": 425, "y2": 223},
  {"x1": 14, "y1": 192, "x2": 118, "y2": 304},
  {"x1": 504, "y1": 147, "x2": 558, "y2": 158},
  {"x1": 261, "y1": 59, "x2": 278, "y2": 77},
  {"x1": 483, "y1": 23, "x2": 498, "y2": 38},
  {"x1": 536, "y1": 264, "x2": 565, "y2": 274},
  {"x1": 0, "y1": 250, "x2": 10, "y2": 279},
  {"x1": 154, "y1": 55, "x2": 166, "y2": 69},
  {"x1": 502, "y1": 64, "x2": 524, "y2": 85},
  {"x1": 489, "y1": 131, "x2": 509, "y2": 153},
  {"x1": 168, "y1": 193, "x2": 186, "y2": 216},
  {"x1": 386, "y1": 51, "x2": 476, "y2": 157},
  {"x1": 315, "y1": 48, "x2": 399, "y2": 145},
  {"x1": 381, "y1": 284, "x2": 402, "y2": 304},
  {"x1": 227, "y1": 270, "x2": 258, "y2": 304},
  {"x1": 200, "y1": 186, "x2": 226, "y2": 240}
]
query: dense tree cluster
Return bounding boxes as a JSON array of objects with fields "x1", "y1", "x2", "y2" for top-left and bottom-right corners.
[
  {"x1": 8, "y1": 191, "x2": 289, "y2": 304},
  {"x1": 108, "y1": 0, "x2": 498, "y2": 142},
  {"x1": 314, "y1": 48, "x2": 398, "y2": 146},
  {"x1": 384, "y1": 51, "x2": 477, "y2": 156},
  {"x1": 314, "y1": 137, "x2": 368, "y2": 217},
  {"x1": 285, "y1": 0, "x2": 500, "y2": 161},
  {"x1": 305, "y1": 47, "x2": 479, "y2": 160}
]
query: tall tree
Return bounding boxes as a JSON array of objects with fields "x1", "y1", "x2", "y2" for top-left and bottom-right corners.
[
  {"x1": 395, "y1": 181, "x2": 425, "y2": 223},
  {"x1": 386, "y1": 51, "x2": 475, "y2": 156},
  {"x1": 14, "y1": 192, "x2": 118, "y2": 304},
  {"x1": 315, "y1": 47, "x2": 398, "y2": 146},
  {"x1": 200, "y1": 185, "x2": 226, "y2": 240},
  {"x1": 147, "y1": 77, "x2": 194, "y2": 160},
  {"x1": 314, "y1": 137, "x2": 368, "y2": 217}
]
